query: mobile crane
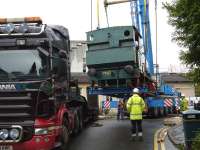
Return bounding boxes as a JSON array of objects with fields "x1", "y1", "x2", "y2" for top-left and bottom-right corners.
[{"x1": 86, "y1": 0, "x2": 181, "y2": 117}]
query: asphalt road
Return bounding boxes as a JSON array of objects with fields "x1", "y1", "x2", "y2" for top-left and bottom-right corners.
[{"x1": 67, "y1": 118, "x2": 164, "y2": 150}]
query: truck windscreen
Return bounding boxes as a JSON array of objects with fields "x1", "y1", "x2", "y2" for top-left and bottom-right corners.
[{"x1": 0, "y1": 49, "x2": 49, "y2": 81}]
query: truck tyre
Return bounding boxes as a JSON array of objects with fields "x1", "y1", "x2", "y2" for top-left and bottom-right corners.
[
  {"x1": 60, "y1": 117, "x2": 69, "y2": 150},
  {"x1": 72, "y1": 112, "x2": 80, "y2": 135}
]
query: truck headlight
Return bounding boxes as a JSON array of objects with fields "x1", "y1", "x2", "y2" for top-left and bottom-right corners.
[
  {"x1": 10, "y1": 129, "x2": 20, "y2": 140},
  {"x1": 35, "y1": 128, "x2": 48, "y2": 135},
  {"x1": 0, "y1": 129, "x2": 9, "y2": 140},
  {"x1": 5, "y1": 23, "x2": 15, "y2": 33},
  {"x1": 19, "y1": 23, "x2": 29, "y2": 33}
]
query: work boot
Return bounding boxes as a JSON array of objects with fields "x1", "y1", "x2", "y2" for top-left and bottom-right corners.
[
  {"x1": 138, "y1": 132, "x2": 143, "y2": 141},
  {"x1": 131, "y1": 134, "x2": 136, "y2": 141}
]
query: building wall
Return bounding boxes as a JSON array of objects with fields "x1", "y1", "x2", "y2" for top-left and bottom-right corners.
[
  {"x1": 70, "y1": 41, "x2": 87, "y2": 73},
  {"x1": 167, "y1": 82, "x2": 195, "y2": 97}
]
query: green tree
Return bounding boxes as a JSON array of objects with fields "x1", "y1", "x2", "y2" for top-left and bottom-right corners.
[
  {"x1": 163, "y1": 0, "x2": 200, "y2": 84},
  {"x1": 186, "y1": 69, "x2": 200, "y2": 96}
]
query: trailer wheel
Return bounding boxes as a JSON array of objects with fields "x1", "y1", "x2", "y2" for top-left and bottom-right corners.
[{"x1": 60, "y1": 117, "x2": 69, "y2": 150}]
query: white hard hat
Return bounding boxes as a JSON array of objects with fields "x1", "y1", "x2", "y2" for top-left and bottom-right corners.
[
  {"x1": 182, "y1": 94, "x2": 185, "y2": 97},
  {"x1": 133, "y1": 88, "x2": 139, "y2": 93}
]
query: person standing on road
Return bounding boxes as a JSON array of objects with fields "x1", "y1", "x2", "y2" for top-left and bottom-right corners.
[
  {"x1": 127, "y1": 88, "x2": 145, "y2": 141},
  {"x1": 117, "y1": 99, "x2": 124, "y2": 120},
  {"x1": 180, "y1": 94, "x2": 188, "y2": 111}
]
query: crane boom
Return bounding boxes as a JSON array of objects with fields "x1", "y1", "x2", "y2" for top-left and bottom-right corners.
[
  {"x1": 131, "y1": 0, "x2": 154, "y2": 76},
  {"x1": 86, "y1": 0, "x2": 181, "y2": 117}
]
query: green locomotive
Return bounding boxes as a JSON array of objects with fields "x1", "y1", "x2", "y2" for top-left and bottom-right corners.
[{"x1": 86, "y1": 26, "x2": 147, "y2": 88}]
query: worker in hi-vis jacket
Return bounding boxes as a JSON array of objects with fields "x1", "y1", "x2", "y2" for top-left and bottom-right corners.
[{"x1": 127, "y1": 88, "x2": 146, "y2": 141}]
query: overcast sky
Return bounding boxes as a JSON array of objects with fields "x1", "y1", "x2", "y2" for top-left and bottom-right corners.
[{"x1": 0, "y1": 0, "x2": 187, "y2": 73}]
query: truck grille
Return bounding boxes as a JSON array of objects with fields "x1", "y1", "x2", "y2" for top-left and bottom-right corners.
[
  {"x1": 0, "y1": 92, "x2": 35, "y2": 141},
  {"x1": 0, "y1": 92, "x2": 35, "y2": 123}
]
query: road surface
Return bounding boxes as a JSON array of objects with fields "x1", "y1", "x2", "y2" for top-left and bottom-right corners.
[{"x1": 67, "y1": 118, "x2": 164, "y2": 150}]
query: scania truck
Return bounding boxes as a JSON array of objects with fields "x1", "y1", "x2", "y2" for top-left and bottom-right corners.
[{"x1": 0, "y1": 17, "x2": 97, "y2": 150}]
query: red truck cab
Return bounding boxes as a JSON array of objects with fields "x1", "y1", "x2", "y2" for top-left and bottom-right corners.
[{"x1": 0, "y1": 17, "x2": 87, "y2": 150}]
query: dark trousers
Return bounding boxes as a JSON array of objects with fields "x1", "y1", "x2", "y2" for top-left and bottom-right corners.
[
  {"x1": 131, "y1": 120, "x2": 142, "y2": 135},
  {"x1": 117, "y1": 108, "x2": 124, "y2": 120}
]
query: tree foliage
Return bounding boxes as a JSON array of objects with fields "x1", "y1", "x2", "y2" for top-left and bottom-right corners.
[{"x1": 163, "y1": 0, "x2": 200, "y2": 83}]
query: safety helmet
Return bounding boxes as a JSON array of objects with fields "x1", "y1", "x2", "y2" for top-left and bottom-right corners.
[
  {"x1": 182, "y1": 94, "x2": 185, "y2": 97},
  {"x1": 133, "y1": 88, "x2": 139, "y2": 94}
]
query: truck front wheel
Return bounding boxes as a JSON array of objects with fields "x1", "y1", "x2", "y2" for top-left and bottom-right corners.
[
  {"x1": 60, "y1": 117, "x2": 70, "y2": 150},
  {"x1": 72, "y1": 113, "x2": 80, "y2": 135}
]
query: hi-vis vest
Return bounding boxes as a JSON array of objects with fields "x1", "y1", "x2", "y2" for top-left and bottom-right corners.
[
  {"x1": 126, "y1": 94, "x2": 145, "y2": 120},
  {"x1": 180, "y1": 98, "x2": 188, "y2": 111}
]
